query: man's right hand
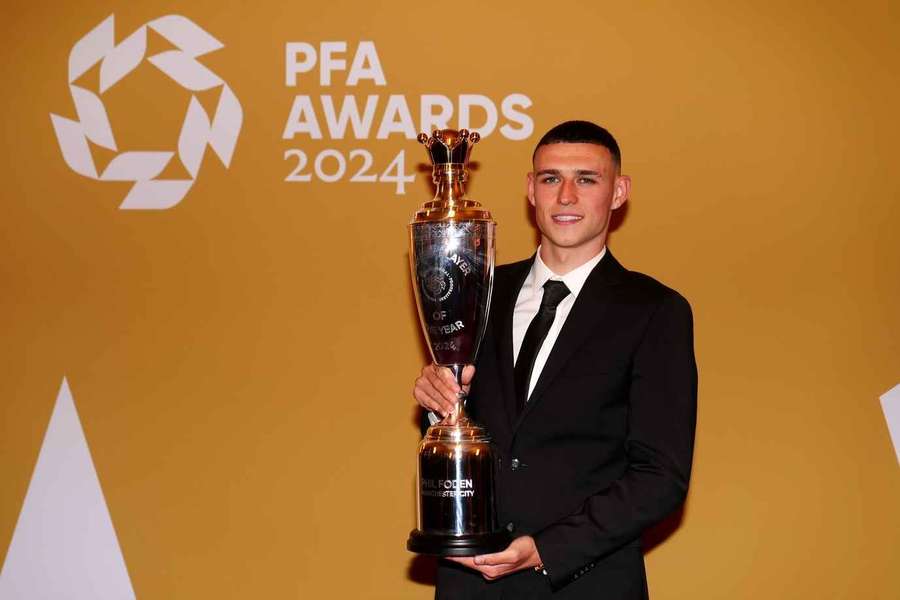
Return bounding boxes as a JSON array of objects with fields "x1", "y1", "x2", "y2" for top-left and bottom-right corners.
[{"x1": 413, "y1": 364, "x2": 475, "y2": 418}]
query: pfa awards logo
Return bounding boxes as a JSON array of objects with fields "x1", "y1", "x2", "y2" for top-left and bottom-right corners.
[{"x1": 50, "y1": 15, "x2": 242, "y2": 210}]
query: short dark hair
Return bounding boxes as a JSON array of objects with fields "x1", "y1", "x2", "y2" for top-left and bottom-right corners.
[{"x1": 532, "y1": 120, "x2": 621, "y2": 168}]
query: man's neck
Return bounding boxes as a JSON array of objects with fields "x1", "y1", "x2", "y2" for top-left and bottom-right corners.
[{"x1": 538, "y1": 239, "x2": 607, "y2": 275}]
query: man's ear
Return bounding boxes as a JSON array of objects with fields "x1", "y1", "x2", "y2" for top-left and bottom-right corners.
[
  {"x1": 612, "y1": 174, "x2": 631, "y2": 210},
  {"x1": 527, "y1": 171, "x2": 536, "y2": 207}
]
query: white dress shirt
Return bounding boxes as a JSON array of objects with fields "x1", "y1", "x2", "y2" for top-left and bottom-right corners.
[
  {"x1": 427, "y1": 246, "x2": 606, "y2": 423},
  {"x1": 513, "y1": 246, "x2": 606, "y2": 401}
]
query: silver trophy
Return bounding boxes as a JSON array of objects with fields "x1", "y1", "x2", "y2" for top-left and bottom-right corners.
[{"x1": 407, "y1": 129, "x2": 508, "y2": 556}]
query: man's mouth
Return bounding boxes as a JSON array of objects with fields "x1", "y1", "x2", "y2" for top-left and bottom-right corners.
[{"x1": 552, "y1": 214, "x2": 583, "y2": 224}]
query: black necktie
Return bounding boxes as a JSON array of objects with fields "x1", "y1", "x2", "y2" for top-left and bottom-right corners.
[{"x1": 514, "y1": 280, "x2": 571, "y2": 412}]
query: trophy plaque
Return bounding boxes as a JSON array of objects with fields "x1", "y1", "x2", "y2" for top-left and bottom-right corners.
[{"x1": 406, "y1": 129, "x2": 509, "y2": 556}]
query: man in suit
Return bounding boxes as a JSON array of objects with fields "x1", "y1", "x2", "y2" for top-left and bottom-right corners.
[{"x1": 413, "y1": 120, "x2": 697, "y2": 599}]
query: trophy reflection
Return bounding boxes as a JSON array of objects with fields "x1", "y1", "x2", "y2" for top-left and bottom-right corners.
[{"x1": 407, "y1": 129, "x2": 509, "y2": 556}]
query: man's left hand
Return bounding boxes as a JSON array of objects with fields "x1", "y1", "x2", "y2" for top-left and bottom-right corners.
[{"x1": 447, "y1": 535, "x2": 543, "y2": 580}]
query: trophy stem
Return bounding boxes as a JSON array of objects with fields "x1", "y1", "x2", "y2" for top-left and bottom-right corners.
[
  {"x1": 447, "y1": 363, "x2": 468, "y2": 421},
  {"x1": 434, "y1": 176, "x2": 466, "y2": 203}
]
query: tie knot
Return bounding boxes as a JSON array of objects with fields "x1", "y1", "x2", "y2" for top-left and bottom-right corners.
[{"x1": 541, "y1": 280, "x2": 570, "y2": 310}]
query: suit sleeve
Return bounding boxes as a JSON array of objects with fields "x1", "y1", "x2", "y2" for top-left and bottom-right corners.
[{"x1": 532, "y1": 290, "x2": 698, "y2": 589}]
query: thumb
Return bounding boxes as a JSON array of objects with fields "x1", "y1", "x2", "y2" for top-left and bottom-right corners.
[
  {"x1": 461, "y1": 364, "x2": 476, "y2": 386},
  {"x1": 474, "y1": 548, "x2": 516, "y2": 566}
]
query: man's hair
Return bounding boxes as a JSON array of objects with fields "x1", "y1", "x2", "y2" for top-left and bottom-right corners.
[{"x1": 532, "y1": 120, "x2": 621, "y2": 168}]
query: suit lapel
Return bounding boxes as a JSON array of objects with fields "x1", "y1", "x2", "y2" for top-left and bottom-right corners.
[
  {"x1": 493, "y1": 259, "x2": 532, "y2": 430},
  {"x1": 513, "y1": 251, "x2": 627, "y2": 431}
]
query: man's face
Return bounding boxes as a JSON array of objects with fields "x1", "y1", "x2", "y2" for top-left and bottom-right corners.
[{"x1": 527, "y1": 143, "x2": 630, "y2": 259}]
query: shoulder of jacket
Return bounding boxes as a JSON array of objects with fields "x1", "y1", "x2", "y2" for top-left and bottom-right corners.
[
  {"x1": 495, "y1": 257, "x2": 533, "y2": 279},
  {"x1": 621, "y1": 269, "x2": 692, "y2": 310}
]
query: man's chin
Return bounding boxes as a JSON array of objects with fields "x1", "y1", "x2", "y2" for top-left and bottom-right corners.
[
  {"x1": 540, "y1": 232, "x2": 608, "y2": 254},
  {"x1": 543, "y1": 234, "x2": 585, "y2": 249}
]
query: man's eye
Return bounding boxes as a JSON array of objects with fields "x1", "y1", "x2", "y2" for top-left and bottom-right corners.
[
  {"x1": 540, "y1": 176, "x2": 559, "y2": 184},
  {"x1": 577, "y1": 177, "x2": 597, "y2": 184}
]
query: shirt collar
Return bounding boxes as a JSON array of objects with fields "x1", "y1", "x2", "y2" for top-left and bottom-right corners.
[{"x1": 527, "y1": 245, "x2": 607, "y2": 300}]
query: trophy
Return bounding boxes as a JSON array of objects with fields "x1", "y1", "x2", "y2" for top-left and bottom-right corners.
[{"x1": 406, "y1": 129, "x2": 509, "y2": 556}]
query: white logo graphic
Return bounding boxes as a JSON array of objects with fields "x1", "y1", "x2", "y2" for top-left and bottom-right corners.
[
  {"x1": 422, "y1": 266, "x2": 453, "y2": 303},
  {"x1": 0, "y1": 378, "x2": 136, "y2": 599},
  {"x1": 50, "y1": 15, "x2": 243, "y2": 210},
  {"x1": 880, "y1": 383, "x2": 900, "y2": 465}
]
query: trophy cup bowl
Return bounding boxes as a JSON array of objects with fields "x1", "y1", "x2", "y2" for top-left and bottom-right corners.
[{"x1": 407, "y1": 129, "x2": 509, "y2": 556}]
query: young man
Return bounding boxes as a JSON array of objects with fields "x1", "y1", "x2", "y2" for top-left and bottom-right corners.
[{"x1": 413, "y1": 121, "x2": 697, "y2": 599}]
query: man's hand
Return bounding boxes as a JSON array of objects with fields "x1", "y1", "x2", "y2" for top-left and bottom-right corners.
[
  {"x1": 413, "y1": 364, "x2": 475, "y2": 419},
  {"x1": 447, "y1": 536, "x2": 543, "y2": 581}
]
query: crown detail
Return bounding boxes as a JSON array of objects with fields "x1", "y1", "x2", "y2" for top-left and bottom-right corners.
[{"x1": 418, "y1": 129, "x2": 480, "y2": 166}]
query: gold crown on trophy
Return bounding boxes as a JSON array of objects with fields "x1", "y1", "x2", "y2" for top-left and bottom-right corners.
[
  {"x1": 418, "y1": 129, "x2": 480, "y2": 166},
  {"x1": 412, "y1": 128, "x2": 489, "y2": 221}
]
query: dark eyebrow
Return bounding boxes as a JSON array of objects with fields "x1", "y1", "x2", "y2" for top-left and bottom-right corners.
[{"x1": 535, "y1": 169, "x2": 601, "y2": 177}]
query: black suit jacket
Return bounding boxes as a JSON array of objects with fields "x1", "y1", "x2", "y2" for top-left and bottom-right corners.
[{"x1": 435, "y1": 251, "x2": 697, "y2": 599}]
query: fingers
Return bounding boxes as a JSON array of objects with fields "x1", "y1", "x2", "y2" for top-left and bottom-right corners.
[
  {"x1": 427, "y1": 364, "x2": 461, "y2": 398},
  {"x1": 447, "y1": 557, "x2": 516, "y2": 581},
  {"x1": 463, "y1": 537, "x2": 538, "y2": 580},
  {"x1": 446, "y1": 556, "x2": 476, "y2": 568},
  {"x1": 413, "y1": 365, "x2": 458, "y2": 417},
  {"x1": 461, "y1": 364, "x2": 475, "y2": 387},
  {"x1": 446, "y1": 556, "x2": 514, "y2": 581},
  {"x1": 478, "y1": 564, "x2": 515, "y2": 580},
  {"x1": 474, "y1": 548, "x2": 518, "y2": 566},
  {"x1": 413, "y1": 375, "x2": 453, "y2": 417},
  {"x1": 412, "y1": 364, "x2": 476, "y2": 418}
]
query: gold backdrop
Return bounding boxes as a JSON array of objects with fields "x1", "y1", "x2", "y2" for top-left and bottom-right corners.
[{"x1": 1, "y1": 0, "x2": 898, "y2": 597}]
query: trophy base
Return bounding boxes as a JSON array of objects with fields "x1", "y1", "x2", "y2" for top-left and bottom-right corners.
[{"x1": 407, "y1": 529, "x2": 510, "y2": 556}]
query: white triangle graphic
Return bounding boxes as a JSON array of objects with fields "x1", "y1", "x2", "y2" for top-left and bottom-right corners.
[{"x1": 0, "y1": 378, "x2": 136, "y2": 599}]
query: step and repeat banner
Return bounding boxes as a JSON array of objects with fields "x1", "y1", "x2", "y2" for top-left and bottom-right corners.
[{"x1": 1, "y1": 1, "x2": 898, "y2": 598}]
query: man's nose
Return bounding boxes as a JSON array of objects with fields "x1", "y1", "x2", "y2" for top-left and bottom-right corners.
[{"x1": 559, "y1": 178, "x2": 577, "y2": 205}]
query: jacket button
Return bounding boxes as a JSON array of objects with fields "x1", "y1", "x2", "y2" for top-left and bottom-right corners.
[
  {"x1": 510, "y1": 458, "x2": 520, "y2": 470},
  {"x1": 505, "y1": 522, "x2": 515, "y2": 532}
]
